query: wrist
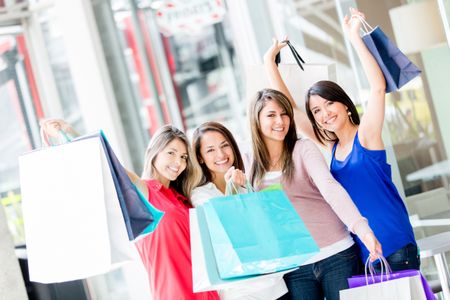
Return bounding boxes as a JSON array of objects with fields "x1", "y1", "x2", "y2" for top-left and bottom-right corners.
[{"x1": 349, "y1": 33, "x2": 362, "y2": 43}]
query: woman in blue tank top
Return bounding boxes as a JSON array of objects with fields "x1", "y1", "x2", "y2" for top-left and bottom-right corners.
[{"x1": 264, "y1": 8, "x2": 418, "y2": 271}]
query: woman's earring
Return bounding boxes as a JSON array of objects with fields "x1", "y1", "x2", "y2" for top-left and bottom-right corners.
[{"x1": 348, "y1": 111, "x2": 356, "y2": 125}]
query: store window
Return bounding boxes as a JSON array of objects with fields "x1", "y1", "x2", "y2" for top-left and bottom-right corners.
[
  {"x1": 38, "y1": 7, "x2": 85, "y2": 130},
  {"x1": 0, "y1": 5, "x2": 87, "y2": 247},
  {"x1": 385, "y1": 76, "x2": 446, "y2": 196},
  {"x1": 0, "y1": 33, "x2": 40, "y2": 246},
  {"x1": 99, "y1": 0, "x2": 244, "y2": 142}
]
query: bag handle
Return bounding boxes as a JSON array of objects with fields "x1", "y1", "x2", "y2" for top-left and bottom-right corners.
[
  {"x1": 364, "y1": 255, "x2": 392, "y2": 285},
  {"x1": 225, "y1": 179, "x2": 254, "y2": 196},
  {"x1": 351, "y1": 14, "x2": 374, "y2": 35},
  {"x1": 41, "y1": 129, "x2": 74, "y2": 147},
  {"x1": 39, "y1": 119, "x2": 78, "y2": 147},
  {"x1": 275, "y1": 40, "x2": 306, "y2": 71}
]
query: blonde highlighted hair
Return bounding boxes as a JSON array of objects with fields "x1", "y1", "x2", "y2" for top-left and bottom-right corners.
[{"x1": 142, "y1": 125, "x2": 202, "y2": 203}]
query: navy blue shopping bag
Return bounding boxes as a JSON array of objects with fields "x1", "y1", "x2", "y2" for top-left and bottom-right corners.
[
  {"x1": 77, "y1": 131, "x2": 163, "y2": 240},
  {"x1": 359, "y1": 17, "x2": 421, "y2": 93}
]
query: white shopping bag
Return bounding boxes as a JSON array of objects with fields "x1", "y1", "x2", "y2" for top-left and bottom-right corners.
[
  {"x1": 245, "y1": 64, "x2": 336, "y2": 106},
  {"x1": 339, "y1": 274, "x2": 427, "y2": 300},
  {"x1": 190, "y1": 209, "x2": 292, "y2": 299},
  {"x1": 19, "y1": 137, "x2": 134, "y2": 283}
]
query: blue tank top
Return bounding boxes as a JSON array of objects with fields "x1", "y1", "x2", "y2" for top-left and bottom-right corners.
[{"x1": 330, "y1": 132, "x2": 416, "y2": 263}]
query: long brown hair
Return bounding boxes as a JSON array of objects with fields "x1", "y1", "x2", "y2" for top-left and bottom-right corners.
[
  {"x1": 248, "y1": 89, "x2": 298, "y2": 186},
  {"x1": 192, "y1": 122, "x2": 245, "y2": 186},
  {"x1": 305, "y1": 80, "x2": 360, "y2": 145},
  {"x1": 142, "y1": 125, "x2": 201, "y2": 203}
]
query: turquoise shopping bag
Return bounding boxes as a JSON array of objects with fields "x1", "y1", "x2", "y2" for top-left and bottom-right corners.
[
  {"x1": 202, "y1": 189, "x2": 319, "y2": 279},
  {"x1": 190, "y1": 208, "x2": 296, "y2": 292}
]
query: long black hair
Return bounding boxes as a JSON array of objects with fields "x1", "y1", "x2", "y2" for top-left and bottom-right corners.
[
  {"x1": 305, "y1": 80, "x2": 360, "y2": 144},
  {"x1": 192, "y1": 121, "x2": 245, "y2": 186}
]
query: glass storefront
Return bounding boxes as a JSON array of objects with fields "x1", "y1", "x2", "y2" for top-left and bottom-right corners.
[
  {"x1": 38, "y1": 7, "x2": 85, "y2": 130},
  {"x1": 0, "y1": 33, "x2": 40, "y2": 246},
  {"x1": 97, "y1": 0, "x2": 245, "y2": 140}
]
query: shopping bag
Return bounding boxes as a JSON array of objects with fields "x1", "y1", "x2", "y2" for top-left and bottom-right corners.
[
  {"x1": 340, "y1": 274, "x2": 427, "y2": 300},
  {"x1": 246, "y1": 39, "x2": 335, "y2": 105},
  {"x1": 202, "y1": 189, "x2": 319, "y2": 279},
  {"x1": 39, "y1": 125, "x2": 162, "y2": 239},
  {"x1": 348, "y1": 269, "x2": 436, "y2": 300},
  {"x1": 78, "y1": 132, "x2": 163, "y2": 239},
  {"x1": 245, "y1": 63, "x2": 336, "y2": 106},
  {"x1": 358, "y1": 16, "x2": 421, "y2": 93},
  {"x1": 341, "y1": 257, "x2": 432, "y2": 300},
  {"x1": 275, "y1": 40, "x2": 306, "y2": 70},
  {"x1": 20, "y1": 135, "x2": 139, "y2": 282},
  {"x1": 190, "y1": 209, "x2": 294, "y2": 295}
]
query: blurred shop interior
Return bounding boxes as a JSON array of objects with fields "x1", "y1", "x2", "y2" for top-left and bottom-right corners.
[{"x1": 1, "y1": 0, "x2": 450, "y2": 299}]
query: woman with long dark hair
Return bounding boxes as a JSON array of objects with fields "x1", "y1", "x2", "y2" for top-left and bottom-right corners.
[{"x1": 191, "y1": 121, "x2": 289, "y2": 299}]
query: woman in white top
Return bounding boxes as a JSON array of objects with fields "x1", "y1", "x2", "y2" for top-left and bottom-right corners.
[{"x1": 191, "y1": 121, "x2": 288, "y2": 300}]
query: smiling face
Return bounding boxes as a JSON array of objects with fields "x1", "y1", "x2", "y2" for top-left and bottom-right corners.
[
  {"x1": 308, "y1": 94, "x2": 350, "y2": 132},
  {"x1": 258, "y1": 100, "x2": 290, "y2": 143},
  {"x1": 152, "y1": 138, "x2": 188, "y2": 187},
  {"x1": 199, "y1": 131, "x2": 235, "y2": 179}
]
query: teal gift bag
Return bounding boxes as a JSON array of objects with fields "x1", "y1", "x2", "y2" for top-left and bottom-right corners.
[
  {"x1": 202, "y1": 189, "x2": 319, "y2": 279},
  {"x1": 190, "y1": 208, "x2": 295, "y2": 292}
]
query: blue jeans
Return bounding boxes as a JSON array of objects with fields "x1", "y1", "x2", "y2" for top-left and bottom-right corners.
[
  {"x1": 373, "y1": 243, "x2": 420, "y2": 272},
  {"x1": 279, "y1": 244, "x2": 359, "y2": 300}
]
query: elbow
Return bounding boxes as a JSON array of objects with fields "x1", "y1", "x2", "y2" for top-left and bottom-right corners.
[
  {"x1": 370, "y1": 85, "x2": 386, "y2": 95},
  {"x1": 371, "y1": 79, "x2": 386, "y2": 94}
]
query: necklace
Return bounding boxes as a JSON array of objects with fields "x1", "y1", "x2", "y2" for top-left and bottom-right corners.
[{"x1": 269, "y1": 156, "x2": 283, "y2": 170}]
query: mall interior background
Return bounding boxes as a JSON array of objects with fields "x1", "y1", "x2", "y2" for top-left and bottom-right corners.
[{"x1": 1, "y1": 0, "x2": 450, "y2": 299}]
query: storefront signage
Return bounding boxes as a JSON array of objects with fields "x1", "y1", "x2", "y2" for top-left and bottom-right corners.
[{"x1": 155, "y1": 0, "x2": 226, "y2": 36}]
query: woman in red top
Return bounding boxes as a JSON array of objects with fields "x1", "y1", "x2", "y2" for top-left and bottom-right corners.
[
  {"x1": 41, "y1": 120, "x2": 219, "y2": 300},
  {"x1": 128, "y1": 125, "x2": 219, "y2": 300}
]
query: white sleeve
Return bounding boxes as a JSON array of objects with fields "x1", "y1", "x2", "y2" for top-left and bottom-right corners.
[
  {"x1": 191, "y1": 185, "x2": 223, "y2": 207},
  {"x1": 191, "y1": 188, "x2": 208, "y2": 207}
]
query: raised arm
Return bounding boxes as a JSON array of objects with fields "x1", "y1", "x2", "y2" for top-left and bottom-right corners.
[
  {"x1": 345, "y1": 8, "x2": 386, "y2": 149},
  {"x1": 40, "y1": 118, "x2": 149, "y2": 200},
  {"x1": 126, "y1": 169, "x2": 149, "y2": 200},
  {"x1": 263, "y1": 39, "x2": 319, "y2": 145},
  {"x1": 301, "y1": 139, "x2": 382, "y2": 259}
]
